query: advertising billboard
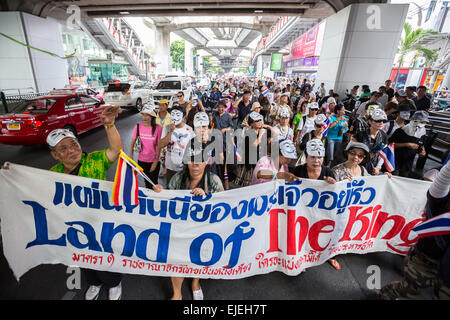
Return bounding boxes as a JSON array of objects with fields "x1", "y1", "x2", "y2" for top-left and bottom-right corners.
[{"x1": 270, "y1": 53, "x2": 283, "y2": 71}]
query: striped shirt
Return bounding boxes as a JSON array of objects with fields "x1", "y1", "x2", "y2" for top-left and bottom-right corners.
[{"x1": 429, "y1": 162, "x2": 450, "y2": 199}]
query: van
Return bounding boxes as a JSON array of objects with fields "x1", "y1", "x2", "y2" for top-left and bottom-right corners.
[{"x1": 151, "y1": 76, "x2": 193, "y2": 109}]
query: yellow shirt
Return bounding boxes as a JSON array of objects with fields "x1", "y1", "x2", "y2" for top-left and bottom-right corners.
[{"x1": 156, "y1": 112, "x2": 171, "y2": 127}]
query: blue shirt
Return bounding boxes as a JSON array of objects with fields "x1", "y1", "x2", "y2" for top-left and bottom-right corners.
[
  {"x1": 210, "y1": 91, "x2": 222, "y2": 101},
  {"x1": 327, "y1": 115, "x2": 347, "y2": 141}
]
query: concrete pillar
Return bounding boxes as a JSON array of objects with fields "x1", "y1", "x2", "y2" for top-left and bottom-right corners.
[
  {"x1": 0, "y1": 11, "x2": 69, "y2": 93},
  {"x1": 154, "y1": 26, "x2": 170, "y2": 76},
  {"x1": 316, "y1": 3, "x2": 409, "y2": 97},
  {"x1": 184, "y1": 40, "x2": 194, "y2": 76},
  {"x1": 256, "y1": 55, "x2": 273, "y2": 79}
]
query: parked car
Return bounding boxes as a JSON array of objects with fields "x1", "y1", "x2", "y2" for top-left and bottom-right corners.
[
  {"x1": 102, "y1": 81, "x2": 152, "y2": 111},
  {"x1": 0, "y1": 94, "x2": 108, "y2": 145},
  {"x1": 49, "y1": 87, "x2": 104, "y2": 101},
  {"x1": 151, "y1": 76, "x2": 193, "y2": 109}
]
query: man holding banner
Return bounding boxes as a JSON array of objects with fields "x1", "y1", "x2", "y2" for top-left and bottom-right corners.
[{"x1": 46, "y1": 105, "x2": 124, "y2": 300}]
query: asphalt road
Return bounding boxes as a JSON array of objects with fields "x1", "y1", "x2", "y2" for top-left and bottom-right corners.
[{"x1": 0, "y1": 109, "x2": 435, "y2": 300}]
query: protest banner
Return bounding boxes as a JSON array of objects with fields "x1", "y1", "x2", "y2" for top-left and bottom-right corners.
[{"x1": 0, "y1": 163, "x2": 430, "y2": 280}]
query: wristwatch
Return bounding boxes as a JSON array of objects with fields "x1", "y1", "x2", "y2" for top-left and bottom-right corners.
[{"x1": 104, "y1": 123, "x2": 115, "y2": 129}]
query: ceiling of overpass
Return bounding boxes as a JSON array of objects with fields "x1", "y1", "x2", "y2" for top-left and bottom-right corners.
[{"x1": 2, "y1": 0, "x2": 388, "y2": 70}]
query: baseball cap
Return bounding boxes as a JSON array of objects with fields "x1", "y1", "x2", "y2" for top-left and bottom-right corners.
[
  {"x1": 279, "y1": 140, "x2": 298, "y2": 159},
  {"x1": 47, "y1": 128, "x2": 76, "y2": 148},
  {"x1": 159, "y1": 99, "x2": 168, "y2": 105}
]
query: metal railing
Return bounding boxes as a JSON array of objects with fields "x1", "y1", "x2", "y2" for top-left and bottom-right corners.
[
  {"x1": 431, "y1": 89, "x2": 449, "y2": 111},
  {"x1": 423, "y1": 110, "x2": 450, "y2": 166}
]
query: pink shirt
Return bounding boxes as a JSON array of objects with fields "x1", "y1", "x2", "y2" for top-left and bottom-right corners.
[
  {"x1": 132, "y1": 124, "x2": 162, "y2": 163},
  {"x1": 250, "y1": 156, "x2": 288, "y2": 185}
]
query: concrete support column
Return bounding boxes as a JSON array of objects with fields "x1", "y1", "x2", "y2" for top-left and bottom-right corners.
[
  {"x1": 184, "y1": 40, "x2": 194, "y2": 76},
  {"x1": 155, "y1": 26, "x2": 170, "y2": 76},
  {"x1": 316, "y1": 3, "x2": 409, "y2": 97},
  {"x1": 0, "y1": 11, "x2": 68, "y2": 93},
  {"x1": 256, "y1": 54, "x2": 273, "y2": 79}
]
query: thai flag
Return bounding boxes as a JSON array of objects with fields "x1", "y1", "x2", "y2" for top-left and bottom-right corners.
[
  {"x1": 321, "y1": 117, "x2": 331, "y2": 136},
  {"x1": 378, "y1": 144, "x2": 395, "y2": 172},
  {"x1": 412, "y1": 211, "x2": 450, "y2": 238},
  {"x1": 261, "y1": 87, "x2": 269, "y2": 97},
  {"x1": 111, "y1": 151, "x2": 154, "y2": 206}
]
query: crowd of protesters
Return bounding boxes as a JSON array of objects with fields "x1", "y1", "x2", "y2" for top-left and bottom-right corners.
[
  {"x1": 3, "y1": 74, "x2": 447, "y2": 301},
  {"x1": 123, "y1": 75, "x2": 448, "y2": 300}
]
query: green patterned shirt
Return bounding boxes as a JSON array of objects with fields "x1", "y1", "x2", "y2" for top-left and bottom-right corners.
[{"x1": 50, "y1": 149, "x2": 113, "y2": 181}]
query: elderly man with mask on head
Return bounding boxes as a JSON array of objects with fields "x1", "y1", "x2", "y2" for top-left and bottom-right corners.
[{"x1": 389, "y1": 110, "x2": 428, "y2": 177}]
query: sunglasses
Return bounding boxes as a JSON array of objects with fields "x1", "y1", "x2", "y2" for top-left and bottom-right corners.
[
  {"x1": 177, "y1": 95, "x2": 183, "y2": 98},
  {"x1": 373, "y1": 119, "x2": 387, "y2": 123}
]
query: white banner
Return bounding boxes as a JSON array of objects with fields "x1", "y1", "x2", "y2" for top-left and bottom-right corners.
[{"x1": 0, "y1": 163, "x2": 430, "y2": 280}]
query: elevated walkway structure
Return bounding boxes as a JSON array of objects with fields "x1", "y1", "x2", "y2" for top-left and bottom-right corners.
[{"x1": 81, "y1": 18, "x2": 153, "y2": 78}]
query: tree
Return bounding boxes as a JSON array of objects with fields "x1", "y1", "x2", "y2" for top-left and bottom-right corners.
[
  {"x1": 170, "y1": 40, "x2": 185, "y2": 72},
  {"x1": 394, "y1": 22, "x2": 438, "y2": 87}
]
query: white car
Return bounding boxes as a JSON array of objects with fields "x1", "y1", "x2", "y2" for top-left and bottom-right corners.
[
  {"x1": 103, "y1": 81, "x2": 153, "y2": 111},
  {"x1": 151, "y1": 76, "x2": 193, "y2": 109}
]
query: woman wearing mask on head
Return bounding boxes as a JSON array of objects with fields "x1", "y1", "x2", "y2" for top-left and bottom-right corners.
[
  {"x1": 273, "y1": 107, "x2": 294, "y2": 142},
  {"x1": 168, "y1": 137, "x2": 224, "y2": 301},
  {"x1": 251, "y1": 139, "x2": 299, "y2": 185},
  {"x1": 352, "y1": 109, "x2": 391, "y2": 176},
  {"x1": 291, "y1": 139, "x2": 339, "y2": 269}
]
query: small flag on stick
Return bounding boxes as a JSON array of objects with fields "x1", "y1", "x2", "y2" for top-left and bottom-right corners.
[{"x1": 111, "y1": 150, "x2": 155, "y2": 206}]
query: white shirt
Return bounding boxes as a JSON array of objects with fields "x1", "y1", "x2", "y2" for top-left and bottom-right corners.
[
  {"x1": 162, "y1": 124, "x2": 195, "y2": 171},
  {"x1": 298, "y1": 116, "x2": 316, "y2": 141}
]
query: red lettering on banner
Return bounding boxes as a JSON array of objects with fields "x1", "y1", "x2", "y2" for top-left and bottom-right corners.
[
  {"x1": 370, "y1": 210, "x2": 405, "y2": 240},
  {"x1": 339, "y1": 206, "x2": 373, "y2": 242},
  {"x1": 309, "y1": 220, "x2": 335, "y2": 251},
  {"x1": 268, "y1": 209, "x2": 285, "y2": 253},
  {"x1": 269, "y1": 205, "x2": 421, "y2": 257},
  {"x1": 286, "y1": 209, "x2": 308, "y2": 255}
]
